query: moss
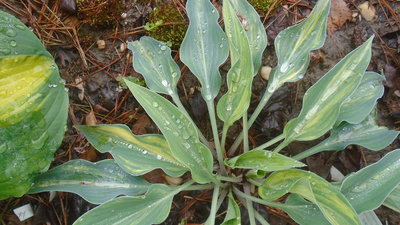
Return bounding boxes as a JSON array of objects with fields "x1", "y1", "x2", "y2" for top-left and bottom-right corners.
[
  {"x1": 76, "y1": 0, "x2": 124, "y2": 26},
  {"x1": 146, "y1": 3, "x2": 187, "y2": 47},
  {"x1": 248, "y1": 0, "x2": 282, "y2": 16}
]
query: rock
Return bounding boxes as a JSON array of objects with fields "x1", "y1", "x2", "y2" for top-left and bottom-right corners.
[{"x1": 96, "y1": 40, "x2": 106, "y2": 50}]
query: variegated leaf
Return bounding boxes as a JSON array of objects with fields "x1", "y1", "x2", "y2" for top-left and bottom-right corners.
[
  {"x1": 125, "y1": 81, "x2": 214, "y2": 184},
  {"x1": 259, "y1": 169, "x2": 361, "y2": 225},
  {"x1": 267, "y1": 0, "x2": 330, "y2": 93},
  {"x1": 128, "y1": 37, "x2": 180, "y2": 96},
  {"x1": 281, "y1": 37, "x2": 373, "y2": 143},
  {"x1": 337, "y1": 72, "x2": 385, "y2": 124},
  {"x1": 340, "y1": 149, "x2": 400, "y2": 213},
  {"x1": 77, "y1": 124, "x2": 188, "y2": 177},
  {"x1": 228, "y1": 0, "x2": 267, "y2": 74},
  {"x1": 180, "y1": 0, "x2": 228, "y2": 101},
  {"x1": 29, "y1": 159, "x2": 149, "y2": 204},
  {"x1": 225, "y1": 150, "x2": 305, "y2": 171},
  {"x1": 217, "y1": 0, "x2": 254, "y2": 126},
  {"x1": 221, "y1": 191, "x2": 241, "y2": 225},
  {"x1": 293, "y1": 112, "x2": 399, "y2": 160},
  {"x1": 73, "y1": 183, "x2": 191, "y2": 225},
  {"x1": 383, "y1": 185, "x2": 400, "y2": 213}
]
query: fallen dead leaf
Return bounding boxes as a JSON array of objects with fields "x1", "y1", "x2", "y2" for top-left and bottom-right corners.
[
  {"x1": 85, "y1": 110, "x2": 97, "y2": 126},
  {"x1": 132, "y1": 114, "x2": 151, "y2": 135},
  {"x1": 327, "y1": 0, "x2": 353, "y2": 35}
]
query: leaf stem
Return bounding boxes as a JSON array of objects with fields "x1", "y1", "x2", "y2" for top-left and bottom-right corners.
[
  {"x1": 221, "y1": 124, "x2": 229, "y2": 155},
  {"x1": 244, "y1": 184, "x2": 256, "y2": 225},
  {"x1": 171, "y1": 93, "x2": 211, "y2": 149},
  {"x1": 252, "y1": 134, "x2": 285, "y2": 151},
  {"x1": 207, "y1": 185, "x2": 220, "y2": 225},
  {"x1": 183, "y1": 183, "x2": 214, "y2": 191},
  {"x1": 254, "y1": 210, "x2": 271, "y2": 225},
  {"x1": 243, "y1": 114, "x2": 249, "y2": 153},
  {"x1": 228, "y1": 90, "x2": 273, "y2": 155},
  {"x1": 216, "y1": 175, "x2": 242, "y2": 183},
  {"x1": 232, "y1": 186, "x2": 288, "y2": 210},
  {"x1": 292, "y1": 144, "x2": 327, "y2": 160},
  {"x1": 272, "y1": 140, "x2": 289, "y2": 153},
  {"x1": 247, "y1": 178, "x2": 263, "y2": 187},
  {"x1": 207, "y1": 101, "x2": 227, "y2": 175}
]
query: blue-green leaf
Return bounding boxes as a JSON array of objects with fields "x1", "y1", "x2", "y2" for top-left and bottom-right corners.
[
  {"x1": 0, "y1": 10, "x2": 68, "y2": 199},
  {"x1": 73, "y1": 183, "x2": 191, "y2": 225},
  {"x1": 383, "y1": 185, "x2": 400, "y2": 213},
  {"x1": 293, "y1": 112, "x2": 399, "y2": 160},
  {"x1": 29, "y1": 159, "x2": 149, "y2": 204},
  {"x1": 180, "y1": 0, "x2": 228, "y2": 101},
  {"x1": 281, "y1": 37, "x2": 373, "y2": 143},
  {"x1": 340, "y1": 149, "x2": 400, "y2": 213},
  {"x1": 259, "y1": 169, "x2": 361, "y2": 225},
  {"x1": 337, "y1": 72, "x2": 385, "y2": 124},
  {"x1": 128, "y1": 37, "x2": 181, "y2": 96},
  {"x1": 217, "y1": 0, "x2": 254, "y2": 127},
  {"x1": 228, "y1": 0, "x2": 267, "y2": 74},
  {"x1": 225, "y1": 150, "x2": 305, "y2": 171},
  {"x1": 221, "y1": 191, "x2": 241, "y2": 225},
  {"x1": 77, "y1": 124, "x2": 188, "y2": 177},
  {"x1": 267, "y1": 0, "x2": 330, "y2": 93},
  {"x1": 125, "y1": 81, "x2": 214, "y2": 184}
]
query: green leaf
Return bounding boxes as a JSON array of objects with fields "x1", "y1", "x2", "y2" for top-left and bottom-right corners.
[
  {"x1": 267, "y1": 0, "x2": 330, "y2": 93},
  {"x1": 285, "y1": 195, "x2": 383, "y2": 225},
  {"x1": 77, "y1": 124, "x2": 188, "y2": 177},
  {"x1": 73, "y1": 182, "x2": 191, "y2": 225},
  {"x1": 383, "y1": 185, "x2": 400, "y2": 213},
  {"x1": 285, "y1": 194, "x2": 330, "y2": 225},
  {"x1": 29, "y1": 159, "x2": 149, "y2": 204},
  {"x1": 294, "y1": 112, "x2": 399, "y2": 159},
  {"x1": 259, "y1": 169, "x2": 361, "y2": 225},
  {"x1": 125, "y1": 81, "x2": 214, "y2": 184},
  {"x1": 246, "y1": 170, "x2": 267, "y2": 179},
  {"x1": 227, "y1": 0, "x2": 267, "y2": 74},
  {"x1": 216, "y1": 0, "x2": 254, "y2": 126},
  {"x1": 282, "y1": 37, "x2": 373, "y2": 143},
  {"x1": 180, "y1": 0, "x2": 228, "y2": 101},
  {"x1": 225, "y1": 150, "x2": 305, "y2": 171},
  {"x1": 128, "y1": 37, "x2": 180, "y2": 96},
  {"x1": 337, "y1": 72, "x2": 385, "y2": 124},
  {"x1": 221, "y1": 191, "x2": 241, "y2": 225},
  {"x1": 340, "y1": 149, "x2": 400, "y2": 213},
  {"x1": 0, "y1": 11, "x2": 68, "y2": 199}
]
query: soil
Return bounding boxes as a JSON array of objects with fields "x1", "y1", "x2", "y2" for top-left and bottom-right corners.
[{"x1": 0, "y1": 0, "x2": 399, "y2": 224}]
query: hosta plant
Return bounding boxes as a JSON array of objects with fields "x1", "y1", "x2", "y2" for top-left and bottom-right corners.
[
  {"x1": 25, "y1": 0, "x2": 400, "y2": 224},
  {"x1": 0, "y1": 11, "x2": 69, "y2": 199}
]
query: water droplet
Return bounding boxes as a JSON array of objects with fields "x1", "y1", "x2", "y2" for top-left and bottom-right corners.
[
  {"x1": 3, "y1": 28, "x2": 16, "y2": 37},
  {"x1": 182, "y1": 132, "x2": 190, "y2": 140},
  {"x1": 219, "y1": 43, "x2": 224, "y2": 48},
  {"x1": 256, "y1": 34, "x2": 261, "y2": 39},
  {"x1": 0, "y1": 48, "x2": 11, "y2": 55},
  {"x1": 156, "y1": 155, "x2": 162, "y2": 160},
  {"x1": 142, "y1": 150, "x2": 148, "y2": 154},
  {"x1": 226, "y1": 104, "x2": 232, "y2": 111},
  {"x1": 14, "y1": 24, "x2": 26, "y2": 30},
  {"x1": 167, "y1": 89, "x2": 174, "y2": 95},
  {"x1": 205, "y1": 94, "x2": 212, "y2": 101},
  {"x1": 161, "y1": 80, "x2": 169, "y2": 87},
  {"x1": 211, "y1": 9, "x2": 216, "y2": 13},
  {"x1": 183, "y1": 142, "x2": 190, "y2": 149},
  {"x1": 9, "y1": 40, "x2": 16, "y2": 47},
  {"x1": 171, "y1": 72, "x2": 178, "y2": 78},
  {"x1": 0, "y1": 143, "x2": 7, "y2": 154},
  {"x1": 152, "y1": 102, "x2": 158, "y2": 107},
  {"x1": 127, "y1": 144, "x2": 133, "y2": 149},
  {"x1": 48, "y1": 83, "x2": 58, "y2": 88},
  {"x1": 280, "y1": 62, "x2": 289, "y2": 73},
  {"x1": 160, "y1": 45, "x2": 167, "y2": 51}
]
